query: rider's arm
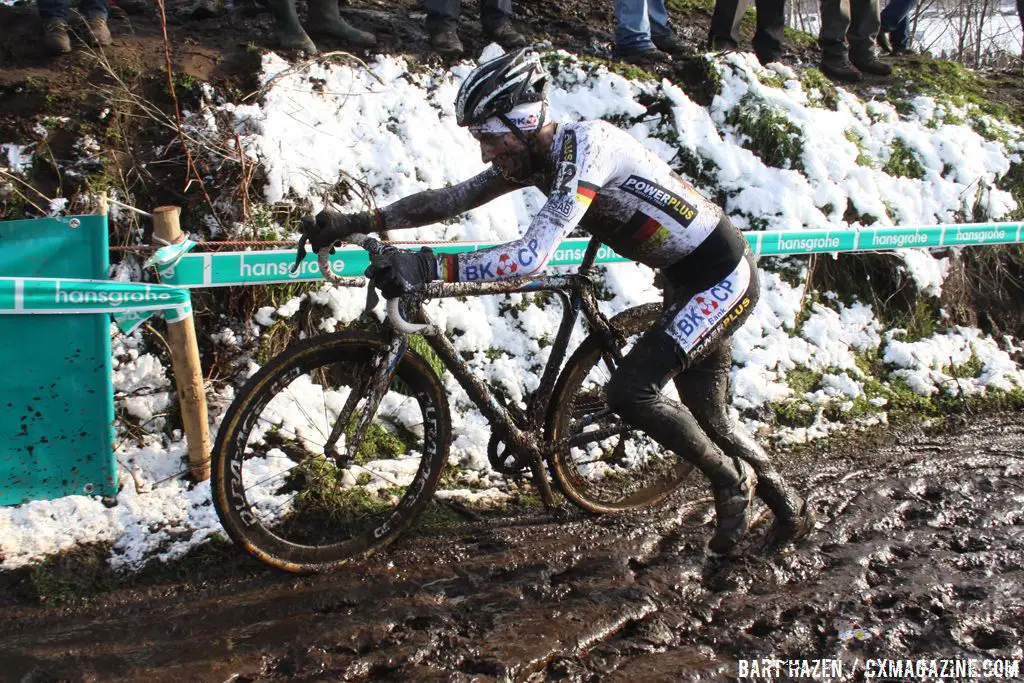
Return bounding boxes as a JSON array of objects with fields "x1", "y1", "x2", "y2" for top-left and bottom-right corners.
[
  {"x1": 379, "y1": 166, "x2": 521, "y2": 231},
  {"x1": 437, "y1": 127, "x2": 614, "y2": 283}
]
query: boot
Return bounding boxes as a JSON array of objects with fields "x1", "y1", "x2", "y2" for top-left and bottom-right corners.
[
  {"x1": 762, "y1": 500, "x2": 816, "y2": 553},
  {"x1": 820, "y1": 55, "x2": 863, "y2": 83},
  {"x1": 707, "y1": 458, "x2": 756, "y2": 556},
  {"x1": 306, "y1": 0, "x2": 376, "y2": 47},
  {"x1": 430, "y1": 27, "x2": 463, "y2": 56},
  {"x1": 613, "y1": 45, "x2": 670, "y2": 65},
  {"x1": 876, "y1": 31, "x2": 893, "y2": 53},
  {"x1": 43, "y1": 19, "x2": 72, "y2": 54},
  {"x1": 851, "y1": 52, "x2": 893, "y2": 76},
  {"x1": 484, "y1": 22, "x2": 527, "y2": 48},
  {"x1": 653, "y1": 32, "x2": 694, "y2": 57},
  {"x1": 85, "y1": 14, "x2": 113, "y2": 46},
  {"x1": 264, "y1": 0, "x2": 317, "y2": 53}
]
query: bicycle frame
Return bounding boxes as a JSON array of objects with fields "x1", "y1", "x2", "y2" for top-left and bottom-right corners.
[{"x1": 355, "y1": 237, "x2": 624, "y2": 506}]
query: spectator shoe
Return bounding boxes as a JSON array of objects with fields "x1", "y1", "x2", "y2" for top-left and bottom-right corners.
[
  {"x1": 851, "y1": 53, "x2": 893, "y2": 76},
  {"x1": 709, "y1": 35, "x2": 739, "y2": 53},
  {"x1": 652, "y1": 32, "x2": 692, "y2": 56},
  {"x1": 820, "y1": 55, "x2": 863, "y2": 82},
  {"x1": 43, "y1": 19, "x2": 72, "y2": 54},
  {"x1": 875, "y1": 31, "x2": 893, "y2": 53},
  {"x1": 485, "y1": 23, "x2": 527, "y2": 48},
  {"x1": 613, "y1": 45, "x2": 670, "y2": 66},
  {"x1": 307, "y1": 0, "x2": 376, "y2": 48},
  {"x1": 430, "y1": 27, "x2": 464, "y2": 56},
  {"x1": 85, "y1": 14, "x2": 113, "y2": 46}
]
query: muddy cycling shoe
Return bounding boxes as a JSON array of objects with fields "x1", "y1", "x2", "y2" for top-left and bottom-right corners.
[
  {"x1": 761, "y1": 501, "x2": 816, "y2": 553},
  {"x1": 707, "y1": 459, "x2": 756, "y2": 556}
]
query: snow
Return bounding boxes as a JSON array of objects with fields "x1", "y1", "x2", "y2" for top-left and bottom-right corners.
[{"x1": 1, "y1": 47, "x2": 1022, "y2": 572}]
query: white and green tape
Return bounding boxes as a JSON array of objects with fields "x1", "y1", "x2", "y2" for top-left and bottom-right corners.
[
  {"x1": 0, "y1": 277, "x2": 193, "y2": 335},
  {"x1": 156, "y1": 222, "x2": 1024, "y2": 288}
]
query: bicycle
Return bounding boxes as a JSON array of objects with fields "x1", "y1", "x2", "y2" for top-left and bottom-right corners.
[{"x1": 212, "y1": 234, "x2": 694, "y2": 573}]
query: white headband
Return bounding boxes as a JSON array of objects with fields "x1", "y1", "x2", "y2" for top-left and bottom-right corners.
[{"x1": 469, "y1": 101, "x2": 545, "y2": 134}]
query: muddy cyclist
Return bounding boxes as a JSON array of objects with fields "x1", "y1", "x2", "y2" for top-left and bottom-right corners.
[{"x1": 300, "y1": 48, "x2": 815, "y2": 556}]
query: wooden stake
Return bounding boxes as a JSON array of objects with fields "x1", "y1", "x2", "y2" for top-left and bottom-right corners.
[{"x1": 151, "y1": 206, "x2": 211, "y2": 481}]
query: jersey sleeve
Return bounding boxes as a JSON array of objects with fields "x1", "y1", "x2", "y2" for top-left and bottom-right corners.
[{"x1": 439, "y1": 126, "x2": 616, "y2": 283}]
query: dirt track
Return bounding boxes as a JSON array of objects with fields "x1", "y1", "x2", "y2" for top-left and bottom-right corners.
[{"x1": 3, "y1": 414, "x2": 1023, "y2": 682}]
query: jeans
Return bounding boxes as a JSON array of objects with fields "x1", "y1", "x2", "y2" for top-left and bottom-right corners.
[
  {"x1": 424, "y1": 0, "x2": 512, "y2": 33},
  {"x1": 818, "y1": 0, "x2": 881, "y2": 60},
  {"x1": 37, "y1": 0, "x2": 108, "y2": 21},
  {"x1": 614, "y1": 0, "x2": 673, "y2": 52},
  {"x1": 879, "y1": 0, "x2": 916, "y2": 49}
]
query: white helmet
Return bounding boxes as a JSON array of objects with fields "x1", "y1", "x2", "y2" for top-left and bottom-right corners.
[{"x1": 455, "y1": 48, "x2": 549, "y2": 131}]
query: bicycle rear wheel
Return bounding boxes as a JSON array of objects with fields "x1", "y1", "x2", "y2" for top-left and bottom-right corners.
[
  {"x1": 212, "y1": 331, "x2": 450, "y2": 573},
  {"x1": 546, "y1": 303, "x2": 694, "y2": 513}
]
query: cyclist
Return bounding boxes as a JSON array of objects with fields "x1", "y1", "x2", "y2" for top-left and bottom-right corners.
[{"x1": 300, "y1": 48, "x2": 814, "y2": 556}]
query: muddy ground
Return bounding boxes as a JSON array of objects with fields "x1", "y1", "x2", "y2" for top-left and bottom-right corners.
[{"x1": 2, "y1": 413, "x2": 1023, "y2": 682}]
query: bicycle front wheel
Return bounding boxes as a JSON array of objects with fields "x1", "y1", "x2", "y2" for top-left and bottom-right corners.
[
  {"x1": 212, "y1": 331, "x2": 450, "y2": 573},
  {"x1": 546, "y1": 303, "x2": 694, "y2": 513}
]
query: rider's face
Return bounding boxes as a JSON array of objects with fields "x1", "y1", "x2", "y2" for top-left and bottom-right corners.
[{"x1": 475, "y1": 131, "x2": 532, "y2": 181}]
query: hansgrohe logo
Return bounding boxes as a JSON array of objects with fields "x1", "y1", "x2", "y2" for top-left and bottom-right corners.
[
  {"x1": 241, "y1": 257, "x2": 346, "y2": 279},
  {"x1": 953, "y1": 228, "x2": 1006, "y2": 243},
  {"x1": 870, "y1": 232, "x2": 930, "y2": 248},
  {"x1": 778, "y1": 235, "x2": 841, "y2": 252},
  {"x1": 54, "y1": 283, "x2": 171, "y2": 307}
]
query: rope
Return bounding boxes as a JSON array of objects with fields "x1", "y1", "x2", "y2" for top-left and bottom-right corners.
[{"x1": 109, "y1": 238, "x2": 459, "y2": 252}]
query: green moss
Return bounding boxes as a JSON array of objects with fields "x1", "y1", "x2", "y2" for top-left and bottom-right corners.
[
  {"x1": 844, "y1": 129, "x2": 874, "y2": 168},
  {"x1": 783, "y1": 26, "x2": 818, "y2": 48},
  {"x1": 997, "y1": 162, "x2": 1024, "y2": 220},
  {"x1": 942, "y1": 352, "x2": 984, "y2": 380},
  {"x1": 883, "y1": 138, "x2": 925, "y2": 180},
  {"x1": 786, "y1": 365, "x2": 821, "y2": 395},
  {"x1": 350, "y1": 422, "x2": 407, "y2": 464},
  {"x1": 408, "y1": 333, "x2": 445, "y2": 378},
  {"x1": 757, "y1": 70, "x2": 786, "y2": 89},
  {"x1": 725, "y1": 93, "x2": 805, "y2": 170},
  {"x1": 885, "y1": 298, "x2": 940, "y2": 342},
  {"x1": 968, "y1": 110, "x2": 1014, "y2": 143},
  {"x1": 887, "y1": 59, "x2": 1019, "y2": 125},
  {"x1": 799, "y1": 68, "x2": 839, "y2": 111},
  {"x1": 666, "y1": 0, "x2": 715, "y2": 13},
  {"x1": 772, "y1": 400, "x2": 817, "y2": 428}
]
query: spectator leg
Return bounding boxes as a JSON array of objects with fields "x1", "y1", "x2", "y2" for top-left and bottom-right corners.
[
  {"x1": 818, "y1": 0, "x2": 853, "y2": 58},
  {"x1": 847, "y1": 0, "x2": 881, "y2": 60},
  {"x1": 79, "y1": 0, "x2": 110, "y2": 18},
  {"x1": 615, "y1": 0, "x2": 656, "y2": 52},
  {"x1": 38, "y1": 0, "x2": 70, "y2": 21},
  {"x1": 751, "y1": 0, "x2": 786, "y2": 61},
  {"x1": 424, "y1": 0, "x2": 460, "y2": 34},
  {"x1": 646, "y1": 0, "x2": 675, "y2": 42},
  {"x1": 480, "y1": 0, "x2": 512, "y2": 33},
  {"x1": 708, "y1": 0, "x2": 749, "y2": 47}
]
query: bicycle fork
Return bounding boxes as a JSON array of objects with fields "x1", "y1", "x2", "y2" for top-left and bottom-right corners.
[{"x1": 323, "y1": 335, "x2": 408, "y2": 467}]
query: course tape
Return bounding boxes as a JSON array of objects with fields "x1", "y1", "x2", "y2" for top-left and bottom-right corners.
[
  {"x1": 0, "y1": 277, "x2": 193, "y2": 335},
  {"x1": 155, "y1": 222, "x2": 1024, "y2": 288}
]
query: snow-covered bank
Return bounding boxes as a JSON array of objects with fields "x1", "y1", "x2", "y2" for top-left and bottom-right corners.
[{"x1": 1, "y1": 48, "x2": 1022, "y2": 572}]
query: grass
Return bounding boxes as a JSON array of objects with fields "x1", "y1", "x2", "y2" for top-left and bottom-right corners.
[
  {"x1": 996, "y1": 162, "x2": 1024, "y2": 220},
  {"x1": 800, "y1": 69, "x2": 839, "y2": 110},
  {"x1": 887, "y1": 58, "x2": 1021, "y2": 125},
  {"x1": 725, "y1": 93, "x2": 805, "y2": 171},
  {"x1": 844, "y1": 129, "x2": 874, "y2": 167},
  {"x1": 882, "y1": 138, "x2": 925, "y2": 180}
]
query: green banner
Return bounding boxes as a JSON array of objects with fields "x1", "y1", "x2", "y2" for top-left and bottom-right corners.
[
  {"x1": 0, "y1": 277, "x2": 193, "y2": 335},
  {"x1": 157, "y1": 222, "x2": 1024, "y2": 287},
  {"x1": 0, "y1": 215, "x2": 118, "y2": 505}
]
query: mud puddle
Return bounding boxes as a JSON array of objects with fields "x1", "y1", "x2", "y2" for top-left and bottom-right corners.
[{"x1": 2, "y1": 414, "x2": 1023, "y2": 682}]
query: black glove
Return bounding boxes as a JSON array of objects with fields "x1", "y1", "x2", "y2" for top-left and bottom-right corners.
[
  {"x1": 365, "y1": 247, "x2": 439, "y2": 299},
  {"x1": 299, "y1": 208, "x2": 374, "y2": 252}
]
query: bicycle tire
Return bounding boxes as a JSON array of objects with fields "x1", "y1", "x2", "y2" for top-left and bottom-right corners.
[
  {"x1": 545, "y1": 303, "x2": 694, "y2": 513},
  {"x1": 212, "y1": 331, "x2": 450, "y2": 573}
]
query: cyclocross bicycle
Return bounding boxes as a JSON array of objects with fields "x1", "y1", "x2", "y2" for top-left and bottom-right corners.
[{"x1": 212, "y1": 234, "x2": 693, "y2": 573}]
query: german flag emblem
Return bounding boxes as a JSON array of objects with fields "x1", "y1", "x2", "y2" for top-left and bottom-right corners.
[{"x1": 576, "y1": 181, "x2": 599, "y2": 206}]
